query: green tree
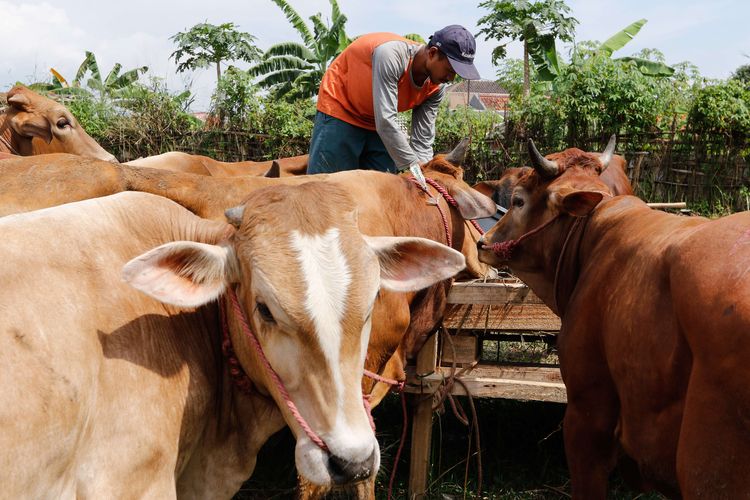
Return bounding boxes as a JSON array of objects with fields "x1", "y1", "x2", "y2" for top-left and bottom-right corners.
[
  {"x1": 478, "y1": 0, "x2": 578, "y2": 97},
  {"x1": 598, "y1": 19, "x2": 674, "y2": 76},
  {"x1": 170, "y1": 22, "x2": 261, "y2": 86},
  {"x1": 731, "y1": 64, "x2": 750, "y2": 86},
  {"x1": 249, "y1": 0, "x2": 351, "y2": 100},
  {"x1": 210, "y1": 66, "x2": 262, "y2": 129},
  {"x1": 74, "y1": 51, "x2": 149, "y2": 102}
]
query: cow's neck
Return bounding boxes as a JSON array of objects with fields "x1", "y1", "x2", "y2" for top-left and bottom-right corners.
[
  {"x1": 0, "y1": 117, "x2": 21, "y2": 155},
  {"x1": 174, "y1": 302, "x2": 286, "y2": 498},
  {"x1": 509, "y1": 216, "x2": 587, "y2": 316}
]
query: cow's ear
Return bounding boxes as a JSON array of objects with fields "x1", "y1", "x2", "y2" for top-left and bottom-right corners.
[
  {"x1": 363, "y1": 235, "x2": 465, "y2": 292},
  {"x1": 471, "y1": 181, "x2": 496, "y2": 198},
  {"x1": 7, "y1": 88, "x2": 32, "y2": 111},
  {"x1": 446, "y1": 182, "x2": 497, "y2": 219},
  {"x1": 122, "y1": 241, "x2": 239, "y2": 308},
  {"x1": 7, "y1": 109, "x2": 53, "y2": 144},
  {"x1": 557, "y1": 189, "x2": 605, "y2": 216}
]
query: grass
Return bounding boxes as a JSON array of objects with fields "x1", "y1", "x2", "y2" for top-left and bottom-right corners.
[{"x1": 234, "y1": 393, "x2": 665, "y2": 499}]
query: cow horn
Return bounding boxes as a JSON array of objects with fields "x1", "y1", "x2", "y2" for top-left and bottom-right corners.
[
  {"x1": 527, "y1": 138, "x2": 558, "y2": 177},
  {"x1": 225, "y1": 205, "x2": 245, "y2": 228},
  {"x1": 599, "y1": 134, "x2": 617, "y2": 172},
  {"x1": 444, "y1": 138, "x2": 470, "y2": 165},
  {"x1": 264, "y1": 160, "x2": 281, "y2": 178}
]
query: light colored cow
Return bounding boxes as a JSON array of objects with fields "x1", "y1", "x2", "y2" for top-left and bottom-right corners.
[
  {"x1": 0, "y1": 187, "x2": 465, "y2": 498},
  {"x1": 0, "y1": 85, "x2": 116, "y2": 161},
  {"x1": 125, "y1": 151, "x2": 308, "y2": 176}
]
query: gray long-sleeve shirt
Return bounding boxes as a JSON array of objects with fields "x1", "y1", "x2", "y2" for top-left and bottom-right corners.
[{"x1": 371, "y1": 41, "x2": 447, "y2": 169}]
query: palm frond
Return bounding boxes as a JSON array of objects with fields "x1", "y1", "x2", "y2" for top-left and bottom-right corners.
[
  {"x1": 249, "y1": 56, "x2": 313, "y2": 77},
  {"x1": 261, "y1": 42, "x2": 315, "y2": 61},
  {"x1": 270, "y1": 0, "x2": 314, "y2": 47}
]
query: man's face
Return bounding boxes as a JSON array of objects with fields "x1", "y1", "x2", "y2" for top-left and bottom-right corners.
[{"x1": 426, "y1": 47, "x2": 457, "y2": 84}]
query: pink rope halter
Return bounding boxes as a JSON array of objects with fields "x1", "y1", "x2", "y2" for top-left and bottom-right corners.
[
  {"x1": 221, "y1": 287, "x2": 379, "y2": 453},
  {"x1": 483, "y1": 214, "x2": 560, "y2": 260},
  {"x1": 225, "y1": 286, "x2": 330, "y2": 451}
]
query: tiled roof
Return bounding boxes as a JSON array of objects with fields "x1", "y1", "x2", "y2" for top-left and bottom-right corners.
[
  {"x1": 479, "y1": 95, "x2": 510, "y2": 110},
  {"x1": 447, "y1": 79, "x2": 509, "y2": 95}
]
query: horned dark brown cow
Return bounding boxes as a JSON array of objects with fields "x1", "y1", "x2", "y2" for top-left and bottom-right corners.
[
  {"x1": 0, "y1": 85, "x2": 116, "y2": 161},
  {"x1": 477, "y1": 136, "x2": 750, "y2": 498}
]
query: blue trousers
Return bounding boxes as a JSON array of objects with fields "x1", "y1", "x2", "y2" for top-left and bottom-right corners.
[{"x1": 307, "y1": 112, "x2": 396, "y2": 174}]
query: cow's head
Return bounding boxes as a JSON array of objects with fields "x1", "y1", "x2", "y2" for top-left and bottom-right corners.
[
  {"x1": 3, "y1": 85, "x2": 116, "y2": 161},
  {"x1": 122, "y1": 181, "x2": 465, "y2": 487},
  {"x1": 477, "y1": 137, "x2": 616, "y2": 271}
]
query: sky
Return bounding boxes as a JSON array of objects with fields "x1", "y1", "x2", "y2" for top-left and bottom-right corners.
[{"x1": 2, "y1": 0, "x2": 748, "y2": 111}]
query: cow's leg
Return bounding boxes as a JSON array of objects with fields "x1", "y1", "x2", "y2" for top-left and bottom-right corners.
[
  {"x1": 676, "y1": 366, "x2": 750, "y2": 498},
  {"x1": 563, "y1": 382, "x2": 620, "y2": 499}
]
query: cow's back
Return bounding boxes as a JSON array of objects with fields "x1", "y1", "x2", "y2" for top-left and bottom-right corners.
[{"x1": 0, "y1": 193, "x2": 230, "y2": 498}]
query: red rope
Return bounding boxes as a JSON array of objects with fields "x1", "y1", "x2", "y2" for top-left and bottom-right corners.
[
  {"x1": 226, "y1": 287, "x2": 329, "y2": 452},
  {"x1": 408, "y1": 177, "x2": 452, "y2": 247},
  {"x1": 484, "y1": 214, "x2": 560, "y2": 260},
  {"x1": 424, "y1": 177, "x2": 486, "y2": 235}
]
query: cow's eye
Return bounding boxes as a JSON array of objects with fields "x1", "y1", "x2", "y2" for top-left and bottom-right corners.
[
  {"x1": 256, "y1": 302, "x2": 275, "y2": 323},
  {"x1": 56, "y1": 118, "x2": 71, "y2": 129},
  {"x1": 512, "y1": 196, "x2": 524, "y2": 208}
]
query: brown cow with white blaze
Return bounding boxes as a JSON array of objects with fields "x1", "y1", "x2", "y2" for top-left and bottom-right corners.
[
  {"x1": 0, "y1": 85, "x2": 116, "y2": 161},
  {"x1": 0, "y1": 187, "x2": 465, "y2": 497},
  {"x1": 477, "y1": 136, "x2": 750, "y2": 498}
]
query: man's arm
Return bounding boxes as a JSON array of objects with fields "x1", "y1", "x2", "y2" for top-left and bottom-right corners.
[
  {"x1": 411, "y1": 86, "x2": 446, "y2": 162},
  {"x1": 372, "y1": 41, "x2": 420, "y2": 170}
]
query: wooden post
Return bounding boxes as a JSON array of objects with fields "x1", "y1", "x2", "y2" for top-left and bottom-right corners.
[{"x1": 408, "y1": 331, "x2": 439, "y2": 499}]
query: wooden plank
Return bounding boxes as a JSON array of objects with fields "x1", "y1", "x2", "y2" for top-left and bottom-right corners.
[
  {"x1": 408, "y1": 332, "x2": 439, "y2": 499},
  {"x1": 440, "y1": 335, "x2": 478, "y2": 365},
  {"x1": 646, "y1": 202, "x2": 687, "y2": 210},
  {"x1": 404, "y1": 364, "x2": 567, "y2": 403},
  {"x1": 447, "y1": 281, "x2": 545, "y2": 305},
  {"x1": 443, "y1": 303, "x2": 561, "y2": 331}
]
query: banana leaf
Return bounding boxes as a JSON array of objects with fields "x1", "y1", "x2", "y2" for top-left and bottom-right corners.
[{"x1": 600, "y1": 19, "x2": 647, "y2": 57}]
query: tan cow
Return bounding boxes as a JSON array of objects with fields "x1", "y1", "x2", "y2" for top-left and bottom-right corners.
[
  {"x1": 125, "y1": 151, "x2": 308, "y2": 176},
  {"x1": 0, "y1": 186, "x2": 465, "y2": 498},
  {"x1": 0, "y1": 147, "x2": 494, "y2": 499},
  {"x1": 0, "y1": 85, "x2": 116, "y2": 161},
  {"x1": 477, "y1": 137, "x2": 750, "y2": 498}
]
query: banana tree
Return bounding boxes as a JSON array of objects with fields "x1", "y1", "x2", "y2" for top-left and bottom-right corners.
[
  {"x1": 72, "y1": 51, "x2": 148, "y2": 102},
  {"x1": 599, "y1": 19, "x2": 674, "y2": 76},
  {"x1": 478, "y1": 0, "x2": 578, "y2": 97},
  {"x1": 249, "y1": 0, "x2": 351, "y2": 101}
]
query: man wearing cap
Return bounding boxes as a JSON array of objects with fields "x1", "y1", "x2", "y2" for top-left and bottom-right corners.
[{"x1": 307, "y1": 25, "x2": 480, "y2": 175}]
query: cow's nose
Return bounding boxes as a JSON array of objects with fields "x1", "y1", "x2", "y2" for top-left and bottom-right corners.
[{"x1": 327, "y1": 449, "x2": 376, "y2": 485}]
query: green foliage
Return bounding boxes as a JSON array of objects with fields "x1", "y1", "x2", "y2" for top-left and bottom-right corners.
[
  {"x1": 731, "y1": 64, "x2": 750, "y2": 86},
  {"x1": 477, "y1": 0, "x2": 578, "y2": 80},
  {"x1": 599, "y1": 19, "x2": 675, "y2": 77},
  {"x1": 403, "y1": 33, "x2": 426, "y2": 44},
  {"x1": 434, "y1": 102, "x2": 507, "y2": 182},
  {"x1": 170, "y1": 22, "x2": 261, "y2": 81},
  {"x1": 249, "y1": 0, "x2": 351, "y2": 101},
  {"x1": 210, "y1": 66, "x2": 262, "y2": 129},
  {"x1": 495, "y1": 42, "x2": 693, "y2": 152},
  {"x1": 687, "y1": 79, "x2": 750, "y2": 139}
]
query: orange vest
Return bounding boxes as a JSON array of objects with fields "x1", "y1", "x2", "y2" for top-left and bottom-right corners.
[{"x1": 317, "y1": 33, "x2": 442, "y2": 130}]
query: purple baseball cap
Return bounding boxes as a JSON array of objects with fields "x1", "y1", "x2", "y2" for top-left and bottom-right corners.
[{"x1": 429, "y1": 25, "x2": 480, "y2": 80}]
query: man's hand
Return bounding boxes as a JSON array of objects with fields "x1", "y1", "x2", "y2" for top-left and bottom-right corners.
[{"x1": 409, "y1": 162, "x2": 429, "y2": 192}]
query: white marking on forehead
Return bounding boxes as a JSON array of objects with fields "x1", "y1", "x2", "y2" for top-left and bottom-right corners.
[{"x1": 291, "y1": 228, "x2": 352, "y2": 404}]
